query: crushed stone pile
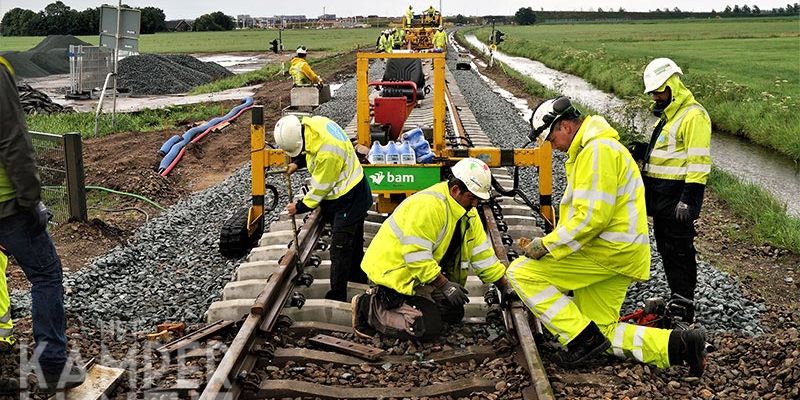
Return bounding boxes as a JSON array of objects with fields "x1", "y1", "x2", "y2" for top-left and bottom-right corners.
[
  {"x1": 0, "y1": 35, "x2": 91, "y2": 78},
  {"x1": 117, "y1": 54, "x2": 233, "y2": 95}
]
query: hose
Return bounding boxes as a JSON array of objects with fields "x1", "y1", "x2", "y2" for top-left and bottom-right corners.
[
  {"x1": 158, "y1": 97, "x2": 255, "y2": 176},
  {"x1": 85, "y1": 185, "x2": 166, "y2": 211}
]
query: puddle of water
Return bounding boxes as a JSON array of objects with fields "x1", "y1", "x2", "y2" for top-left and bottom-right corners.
[
  {"x1": 197, "y1": 54, "x2": 269, "y2": 75},
  {"x1": 464, "y1": 34, "x2": 800, "y2": 217}
]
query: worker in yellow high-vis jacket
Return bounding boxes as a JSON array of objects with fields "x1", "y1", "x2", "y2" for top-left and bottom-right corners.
[
  {"x1": 289, "y1": 46, "x2": 322, "y2": 86},
  {"x1": 274, "y1": 115, "x2": 372, "y2": 302},
  {"x1": 432, "y1": 26, "x2": 447, "y2": 51},
  {"x1": 636, "y1": 58, "x2": 712, "y2": 323},
  {"x1": 352, "y1": 158, "x2": 515, "y2": 340},
  {"x1": 0, "y1": 247, "x2": 10, "y2": 349},
  {"x1": 508, "y1": 96, "x2": 708, "y2": 377}
]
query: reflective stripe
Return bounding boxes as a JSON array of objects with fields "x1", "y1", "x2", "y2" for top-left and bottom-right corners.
[
  {"x1": 599, "y1": 232, "x2": 649, "y2": 244},
  {"x1": 650, "y1": 149, "x2": 686, "y2": 160},
  {"x1": 472, "y1": 255, "x2": 499, "y2": 271},
  {"x1": 644, "y1": 164, "x2": 686, "y2": 176},
  {"x1": 573, "y1": 189, "x2": 615, "y2": 204},
  {"x1": 612, "y1": 324, "x2": 626, "y2": 358},
  {"x1": 305, "y1": 192, "x2": 324, "y2": 202},
  {"x1": 0, "y1": 328, "x2": 11, "y2": 337},
  {"x1": 631, "y1": 325, "x2": 647, "y2": 362},
  {"x1": 310, "y1": 176, "x2": 334, "y2": 191},
  {"x1": 0, "y1": 311, "x2": 10, "y2": 325},
  {"x1": 404, "y1": 235, "x2": 433, "y2": 249},
  {"x1": 687, "y1": 164, "x2": 711, "y2": 174},
  {"x1": 666, "y1": 105, "x2": 704, "y2": 153},
  {"x1": 472, "y1": 238, "x2": 492, "y2": 256},
  {"x1": 526, "y1": 285, "x2": 561, "y2": 308},
  {"x1": 460, "y1": 261, "x2": 470, "y2": 270},
  {"x1": 541, "y1": 294, "x2": 571, "y2": 324},
  {"x1": 319, "y1": 144, "x2": 347, "y2": 158},
  {"x1": 404, "y1": 250, "x2": 433, "y2": 264},
  {"x1": 687, "y1": 148, "x2": 711, "y2": 157}
]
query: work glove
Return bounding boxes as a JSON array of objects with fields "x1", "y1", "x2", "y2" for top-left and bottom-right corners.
[
  {"x1": 28, "y1": 202, "x2": 52, "y2": 235},
  {"x1": 434, "y1": 280, "x2": 470, "y2": 307},
  {"x1": 495, "y1": 281, "x2": 518, "y2": 308},
  {"x1": 675, "y1": 201, "x2": 692, "y2": 224},
  {"x1": 519, "y1": 237, "x2": 548, "y2": 260}
]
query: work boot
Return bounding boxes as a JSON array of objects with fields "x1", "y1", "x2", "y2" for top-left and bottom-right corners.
[
  {"x1": 0, "y1": 336, "x2": 15, "y2": 353},
  {"x1": 351, "y1": 293, "x2": 376, "y2": 339},
  {"x1": 0, "y1": 377, "x2": 20, "y2": 394},
  {"x1": 557, "y1": 321, "x2": 611, "y2": 367},
  {"x1": 668, "y1": 329, "x2": 707, "y2": 377},
  {"x1": 39, "y1": 364, "x2": 86, "y2": 393}
]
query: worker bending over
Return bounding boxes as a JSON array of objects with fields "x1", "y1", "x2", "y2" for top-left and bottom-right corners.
[
  {"x1": 377, "y1": 30, "x2": 394, "y2": 53},
  {"x1": 634, "y1": 58, "x2": 712, "y2": 322},
  {"x1": 289, "y1": 46, "x2": 322, "y2": 86},
  {"x1": 508, "y1": 97, "x2": 708, "y2": 376},
  {"x1": 352, "y1": 158, "x2": 515, "y2": 339},
  {"x1": 274, "y1": 115, "x2": 372, "y2": 302}
]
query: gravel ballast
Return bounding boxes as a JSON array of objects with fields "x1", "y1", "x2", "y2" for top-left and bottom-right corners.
[{"x1": 117, "y1": 54, "x2": 233, "y2": 95}]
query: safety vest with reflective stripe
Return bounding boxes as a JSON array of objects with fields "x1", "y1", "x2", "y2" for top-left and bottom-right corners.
[
  {"x1": 643, "y1": 75, "x2": 711, "y2": 185},
  {"x1": 362, "y1": 181, "x2": 505, "y2": 296},
  {"x1": 0, "y1": 57, "x2": 16, "y2": 205},
  {"x1": 0, "y1": 250, "x2": 12, "y2": 338},
  {"x1": 378, "y1": 35, "x2": 393, "y2": 53},
  {"x1": 433, "y1": 31, "x2": 447, "y2": 49},
  {"x1": 289, "y1": 57, "x2": 320, "y2": 86},
  {"x1": 300, "y1": 116, "x2": 363, "y2": 209},
  {"x1": 541, "y1": 116, "x2": 650, "y2": 281}
]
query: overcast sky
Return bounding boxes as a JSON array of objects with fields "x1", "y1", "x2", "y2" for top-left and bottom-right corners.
[{"x1": 0, "y1": 1, "x2": 795, "y2": 20}]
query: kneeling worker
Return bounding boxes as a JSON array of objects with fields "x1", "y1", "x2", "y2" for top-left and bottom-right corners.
[
  {"x1": 289, "y1": 46, "x2": 322, "y2": 86},
  {"x1": 274, "y1": 115, "x2": 372, "y2": 301},
  {"x1": 508, "y1": 96, "x2": 708, "y2": 376},
  {"x1": 352, "y1": 158, "x2": 514, "y2": 339}
]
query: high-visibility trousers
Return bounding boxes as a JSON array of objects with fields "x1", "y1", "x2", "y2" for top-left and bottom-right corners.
[
  {"x1": 0, "y1": 251, "x2": 13, "y2": 342},
  {"x1": 506, "y1": 251, "x2": 672, "y2": 368}
]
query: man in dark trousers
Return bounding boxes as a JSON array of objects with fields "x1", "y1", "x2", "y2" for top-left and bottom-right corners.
[
  {"x1": 0, "y1": 56, "x2": 85, "y2": 392},
  {"x1": 637, "y1": 58, "x2": 712, "y2": 323}
]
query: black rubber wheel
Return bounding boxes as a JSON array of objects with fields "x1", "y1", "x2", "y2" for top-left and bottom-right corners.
[{"x1": 219, "y1": 206, "x2": 263, "y2": 258}]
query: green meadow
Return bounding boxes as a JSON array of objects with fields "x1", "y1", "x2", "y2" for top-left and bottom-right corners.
[{"x1": 470, "y1": 18, "x2": 800, "y2": 160}]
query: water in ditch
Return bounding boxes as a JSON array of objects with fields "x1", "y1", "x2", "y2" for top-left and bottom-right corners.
[{"x1": 463, "y1": 34, "x2": 800, "y2": 217}]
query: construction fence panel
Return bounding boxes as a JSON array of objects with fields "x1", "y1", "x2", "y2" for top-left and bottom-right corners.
[{"x1": 30, "y1": 132, "x2": 87, "y2": 224}]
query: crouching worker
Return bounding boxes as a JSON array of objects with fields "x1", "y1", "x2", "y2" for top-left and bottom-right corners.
[
  {"x1": 352, "y1": 158, "x2": 515, "y2": 339},
  {"x1": 508, "y1": 96, "x2": 708, "y2": 376}
]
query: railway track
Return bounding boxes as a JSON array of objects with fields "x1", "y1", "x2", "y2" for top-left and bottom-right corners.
[{"x1": 158, "y1": 57, "x2": 556, "y2": 400}]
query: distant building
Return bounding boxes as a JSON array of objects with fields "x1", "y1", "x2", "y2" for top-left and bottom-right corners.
[
  {"x1": 276, "y1": 15, "x2": 308, "y2": 23},
  {"x1": 237, "y1": 14, "x2": 256, "y2": 28},
  {"x1": 318, "y1": 13, "x2": 336, "y2": 21},
  {"x1": 165, "y1": 19, "x2": 192, "y2": 32}
]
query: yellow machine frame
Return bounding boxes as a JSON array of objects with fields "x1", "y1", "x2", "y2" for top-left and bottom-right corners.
[
  {"x1": 248, "y1": 106, "x2": 290, "y2": 235},
  {"x1": 355, "y1": 52, "x2": 556, "y2": 227}
]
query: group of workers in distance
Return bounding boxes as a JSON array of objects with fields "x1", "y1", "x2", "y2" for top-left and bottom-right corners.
[{"x1": 273, "y1": 55, "x2": 711, "y2": 378}]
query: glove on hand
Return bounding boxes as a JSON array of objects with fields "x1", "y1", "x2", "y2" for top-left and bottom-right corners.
[
  {"x1": 519, "y1": 237, "x2": 548, "y2": 259},
  {"x1": 675, "y1": 201, "x2": 692, "y2": 224},
  {"x1": 435, "y1": 280, "x2": 470, "y2": 307},
  {"x1": 29, "y1": 202, "x2": 52, "y2": 235}
]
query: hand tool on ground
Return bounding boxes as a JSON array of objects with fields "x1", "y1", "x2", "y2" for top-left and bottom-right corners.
[{"x1": 285, "y1": 170, "x2": 303, "y2": 277}]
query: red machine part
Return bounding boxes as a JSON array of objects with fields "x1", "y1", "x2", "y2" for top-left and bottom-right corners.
[{"x1": 369, "y1": 80, "x2": 417, "y2": 141}]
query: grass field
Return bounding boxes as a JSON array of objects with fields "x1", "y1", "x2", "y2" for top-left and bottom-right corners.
[
  {"x1": 455, "y1": 30, "x2": 800, "y2": 252},
  {"x1": 1, "y1": 27, "x2": 383, "y2": 53},
  {"x1": 469, "y1": 18, "x2": 800, "y2": 160}
]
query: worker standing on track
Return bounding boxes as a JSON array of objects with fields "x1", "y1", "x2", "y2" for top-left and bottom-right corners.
[
  {"x1": 508, "y1": 96, "x2": 708, "y2": 376},
  {"x1": 433, "y1": 26, "x2": 447, "y2": 52},
  {"x1": 289, "y1": 46, "x2": 322, "y2": 86},
  {"x1": 274, "y1": 115, "x2": 372, "y2": 302},
  {"x1": 352, "y1": 158, "x2": 516, "y2": 340},
  {"x1": 634, "y1": 58, "x2": 712, "y2": 323},
  {"x1": 0, "y1": 56, "x2": 85, "y2": 392},
  {"x1": 405, "y1": 6, "x2": 413, "y2": 27}
]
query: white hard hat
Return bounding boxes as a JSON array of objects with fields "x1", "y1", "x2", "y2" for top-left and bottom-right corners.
[
  {"x1": 530, "y1": 96, "x2": 579, "y2": 141},
  {"x1": 643, "y1": 58, "x2": 682, "y2": 94},
  {"x1": 296, "y1": 46, "x2": 307, "y2": 55},
  {"x1": 274, "y1": 115, "x2": 303, "y2": 157},
  {"x1": 452, "y1": 158, "x2": 492, "y2": 200}
]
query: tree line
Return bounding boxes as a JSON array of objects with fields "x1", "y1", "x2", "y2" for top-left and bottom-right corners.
[
  {"x1": 719, "y1": 3, "x2": 799, "y2": 15},
  {"x1": 0, "y1": 1, "x2": 237, "y2": 36}
]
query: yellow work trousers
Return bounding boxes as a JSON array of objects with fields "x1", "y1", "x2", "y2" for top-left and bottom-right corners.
[
  {"x1": 506, "y1": 251, "x2": 672, "y2": 368},
  {"x1": 0, "y1": 251, "x2": 13, "y2": 341}
]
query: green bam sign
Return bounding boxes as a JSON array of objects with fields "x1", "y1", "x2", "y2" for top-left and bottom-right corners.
[{"x1": 363, "y1": 166, "x2": 441, "y2": 191}]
